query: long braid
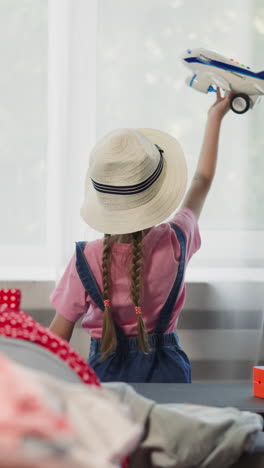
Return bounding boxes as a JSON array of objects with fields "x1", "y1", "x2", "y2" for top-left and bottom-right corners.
[
  {"x1": 130, "y1": 231, "x2": 149, "y2": 353},
  {"x1": 100, "y1": 234, "x2": 117, "y2": 360}
]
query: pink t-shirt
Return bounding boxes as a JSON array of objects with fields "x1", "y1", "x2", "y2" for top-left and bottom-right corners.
[{"x1": 50, "y1": 208, "x2": 201, "y2": 338}]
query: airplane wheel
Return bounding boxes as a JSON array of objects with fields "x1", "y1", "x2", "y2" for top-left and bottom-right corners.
[{"x1": 230, "y1": 93, "x2": 250, "y2": 114}]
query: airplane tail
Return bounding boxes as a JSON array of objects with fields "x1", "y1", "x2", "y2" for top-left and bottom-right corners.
[{"x1": 256, "y1": 70, "x2": 264, "y2": 78}]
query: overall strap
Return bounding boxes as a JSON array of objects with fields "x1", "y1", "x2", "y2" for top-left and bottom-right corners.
[
  {"x1": 75, "y1": 242, "x2": 105, "y2": 311},
  {"x1": 154, "y1": 224, "x2": 187, "y2": 334},
  {"x1": 75, "y1": 242, "x2": 125, "y2": 341}
]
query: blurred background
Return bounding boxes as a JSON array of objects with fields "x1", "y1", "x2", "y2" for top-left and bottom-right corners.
[{"x1": 1, "y1": 0, "x2": 264, "y2": 380}]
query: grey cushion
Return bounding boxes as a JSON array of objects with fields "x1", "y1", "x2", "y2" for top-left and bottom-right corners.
[{"x1": 0, "y1": 337, "x2": 82, "y2": 383}]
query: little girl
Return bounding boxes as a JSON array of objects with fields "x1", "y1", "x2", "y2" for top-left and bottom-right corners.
[{"x1": 50, "y1": 88, "x2": 232, "y2": 383}]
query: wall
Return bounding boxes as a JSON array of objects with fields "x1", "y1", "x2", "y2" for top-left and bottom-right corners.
[{"x1": 1, "y1": 278, "x2": 263, "y2": 382}]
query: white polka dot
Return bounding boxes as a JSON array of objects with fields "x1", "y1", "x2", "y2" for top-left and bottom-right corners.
[
  {"x1": 51, "y1": 341, "x2": 58, "y2": 348},
  {"x1": 3, "y1": 296, "x2": 7, "y2": 300},
  {"x1": 11, "y1": 296, "x2": 16, "y2": 301},
  {"x1": 10, "y1": 320, "x2": 17, "y2": 325},
  {"x1": 10, "y1": 304, "x2": 15, "y2": 308},
  {"x1": 11, "y1": 289, "x2": 16, "y2": 293},
  {"x1": 3, "y1": 289, "x2": 8, "y2": 293},
  {"x1": 41, "y1": 336, "x2": 48, "y2": 343}
]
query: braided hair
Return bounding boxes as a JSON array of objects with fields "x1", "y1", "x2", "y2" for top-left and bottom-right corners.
[
  {"x1": 100, "y1": 230, "x2": 148, "y2": 360},
  {"x1": 100, "y1": 234, "x2": 117, "y2": 360},
  {"x1": 130, "y1": 231, "x2": 149, "y2": 353}
]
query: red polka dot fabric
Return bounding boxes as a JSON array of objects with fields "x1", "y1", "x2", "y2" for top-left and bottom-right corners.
[
  {"x1": 0, "y1": 289, "x2": 100, "y2": 387},
  {"x1": 0, "y1": 289, "x2": 21, "y2": 311}
]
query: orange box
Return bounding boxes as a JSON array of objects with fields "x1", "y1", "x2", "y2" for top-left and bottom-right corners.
[{"x1": 253, "y1": 366, "x2": 264, "y2": 398}]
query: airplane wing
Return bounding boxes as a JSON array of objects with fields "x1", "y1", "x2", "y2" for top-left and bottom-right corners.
[
  {"x1": 254, "y1": 83, "x2": 264, "y2": 94},
  {"x1": 210, "y1": 74, "x2": 232, "y2": 91}
]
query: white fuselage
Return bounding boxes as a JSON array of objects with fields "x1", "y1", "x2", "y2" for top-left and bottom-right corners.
[{"x1": 182, "y1": 48, "x2": 264, "y2": 96}]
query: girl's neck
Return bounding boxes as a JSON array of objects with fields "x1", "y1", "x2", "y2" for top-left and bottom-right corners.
[{"x1": 111, "y1": 228, "x2": 151, "y2": 244}]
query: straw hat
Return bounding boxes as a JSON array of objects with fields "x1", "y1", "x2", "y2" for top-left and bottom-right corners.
[{"x1": 80, "y1": 128, "x2": 187, "y2": 234}]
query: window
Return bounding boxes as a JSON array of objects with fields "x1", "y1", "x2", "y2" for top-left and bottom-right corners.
[
  {"x1": 0, "y1": 0, "x2": 48, "y2": 273},
  {"x1": 2, "y1": 0, "x2": 264, "y2": 278},
  {"x1": 96, "y1": 0, "x2": 264, "y2": 267}
]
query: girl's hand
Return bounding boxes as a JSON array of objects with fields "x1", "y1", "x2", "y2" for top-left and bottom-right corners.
[{"x1": 208, "y1": 87, "x2": 234, "y2": 121}]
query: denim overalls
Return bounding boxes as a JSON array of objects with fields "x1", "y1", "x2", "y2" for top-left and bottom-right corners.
[{"x1": 75, "y1": 223, "x2": 191, "y2": 383}]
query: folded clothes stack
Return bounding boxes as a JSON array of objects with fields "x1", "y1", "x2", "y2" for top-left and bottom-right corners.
[
  {"x1": 105, "y1": 382, "x2": 264, "y2": 468},
  {"x1": 0, "y1": 355, "x2": 142, "y2": 468},
  {"x1": 0, "y1": 290, "x2": 264, "y2": 468}
]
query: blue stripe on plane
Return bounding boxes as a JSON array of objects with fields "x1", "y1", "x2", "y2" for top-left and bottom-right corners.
[
  {"x1": 190, "y1": 73, "x2": 197, "y2": 86},
  {"x1": 184, "y1": 57, "x2": 264, "y2": 81}
]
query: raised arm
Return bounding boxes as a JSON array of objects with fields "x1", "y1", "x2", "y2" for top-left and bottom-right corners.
[{"x1": 182, "y1": 88, "x2": 233, "y2": 220}]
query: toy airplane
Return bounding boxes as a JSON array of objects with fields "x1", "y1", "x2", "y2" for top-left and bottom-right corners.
[{"x1": 181, "y1": 48, "x2": 264, "y2": 114}]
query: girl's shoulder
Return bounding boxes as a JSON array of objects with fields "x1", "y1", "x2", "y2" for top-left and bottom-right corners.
[
  {"x1": 82, "y1": 238, "x2": 103, "y2": 258},
  {"x1": 145, "y1": 208, "x2": 201, "y2": 259},
  {"x1": 143, "y1": 222, "x2": 178, "y2": 256}
]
